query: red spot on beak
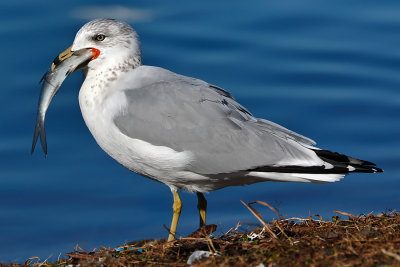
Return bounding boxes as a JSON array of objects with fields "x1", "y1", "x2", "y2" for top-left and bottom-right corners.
[{"x1": 91, "y1": 48, "x2": 100, "y2": 60}]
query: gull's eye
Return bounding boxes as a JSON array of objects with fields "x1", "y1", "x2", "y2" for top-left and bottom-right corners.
[{"x1": 94, "y1": 34, "x2": 106, "y2": 41}]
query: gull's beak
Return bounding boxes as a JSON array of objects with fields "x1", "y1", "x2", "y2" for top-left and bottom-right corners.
[
  {"x1": 51, "y1": 46, "x2": 73, "y2": 71},
  {"x1": 50, "y1": 46, "x2": 100, "y2": 72}
]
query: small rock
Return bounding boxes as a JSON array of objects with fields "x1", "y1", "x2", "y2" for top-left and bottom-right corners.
[
  {"x1": 187, "y1": 250, "x2": 213, "y2": 265},
  {"x1": 323, "y1": 232, "x2": 339, "y2": 239},
  {"x1": 360, "y1": 226, "x2": 373, "y2": 235}
]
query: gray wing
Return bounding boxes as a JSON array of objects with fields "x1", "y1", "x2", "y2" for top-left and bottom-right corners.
[{"x1": 113, "y1": 71, "x2": 316, "y2": 175}]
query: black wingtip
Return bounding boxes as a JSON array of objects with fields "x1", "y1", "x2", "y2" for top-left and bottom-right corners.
[
  {"x1": 372, "y1": 167, "x2": 384, "y2": 173},
  {"x1": 246, "y1": 149, "x2": 384, "y2": 175},
  {"x1": 313, "y1": 149, "x2": 383, "y2": 174}
]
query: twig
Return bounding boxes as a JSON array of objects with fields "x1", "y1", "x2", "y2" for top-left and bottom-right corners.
[
  {"x1": 248, "y1": 200, "x2": 280, "y2": 218},
  {"x1": 381, "y1": 249, "x2": 400, "y2": 262},
  {"x1": 272, "y1": 219, "x2": 294, "y2": 245},
  {"x1": 283, "y1": 217, "x2": 325, "y2": 223},
  {"x1": 179, "y1": 237, "x2": 208, "y2": 241},
  {"x1": 308, "y1": 214, "x2": 323, "y2": 221},
  {"x1": 205, "y1": 234, "x2": 218, "y2": 255},
  {"x1": 66, "y1": 252, "x2": 100, "y2": 260},
  {"x1": 25, "y1": 257, "x2": 40, "y2": 266},
  {"x1": 41, "y1": 254, "x2": 53, "y2": 266},
  {"x1": 234, "y1": 221, "x2": 241, "y2": 231},
  {"x1": 163, "y1": 224, "x2": 181, "y2": 241},
  {"x1": 246, "y1": 200, "x2": 293, "y2": 244},
  {"x1": 333, "y1": 210, "x2": 358, "y2": 220},
  {"x1": 240, "y1": 200, "x2": 277, "y2": 239}
]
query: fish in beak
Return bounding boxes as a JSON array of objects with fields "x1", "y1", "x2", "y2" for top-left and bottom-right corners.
[{"x1": 31, "y1": 47, "x2": 100, "y2": 156}]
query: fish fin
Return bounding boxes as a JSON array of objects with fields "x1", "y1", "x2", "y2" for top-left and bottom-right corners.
[
  {"x1": 39, "y1": 71, "x2": 48, "y2": 84},
  {"x1": 31, "y1": 121, "x2": 40, "y2": 154},
  {"x1": 39, "y1": 119, "x2": 47, "y2": 157},
  {"x1": 31, "y1": 117, "x2": 47, "y2": 157}
]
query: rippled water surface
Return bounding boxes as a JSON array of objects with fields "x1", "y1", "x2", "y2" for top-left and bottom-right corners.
[{"x1": 1, "y1": 0, "x2": 399, "y2": 262}]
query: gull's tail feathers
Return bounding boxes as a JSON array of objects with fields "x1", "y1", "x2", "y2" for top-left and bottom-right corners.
[{"x1": 246, "y1": 172, "x2": 346, "y2": 183}]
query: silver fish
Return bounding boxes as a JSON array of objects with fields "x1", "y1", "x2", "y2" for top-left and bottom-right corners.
[{"x1": 31, "y1": 48, "x2": 94, "y2": 156}]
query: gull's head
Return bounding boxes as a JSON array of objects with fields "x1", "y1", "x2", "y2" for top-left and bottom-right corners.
[
  {"x1": 72, "y1": 19, "x2": 141, "y2": 71},
  {"x1": 54, "y1": 19, "x2": 142, "y2": 73}
]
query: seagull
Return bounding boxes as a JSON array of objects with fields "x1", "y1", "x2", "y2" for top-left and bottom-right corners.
[{"x1": 32, "y1": 19, "x2": 382, "y2": 241}]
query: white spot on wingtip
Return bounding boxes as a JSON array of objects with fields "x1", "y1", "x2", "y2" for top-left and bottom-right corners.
[
  {"x1": 323, "y1": 162, "x2": 334, "y2": 169},
  {"x1": 347, "y1": 165, "x2": 356, "y2": 171}
]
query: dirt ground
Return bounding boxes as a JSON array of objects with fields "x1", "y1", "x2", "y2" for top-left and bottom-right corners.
[{"x1": 3, "y1": 201, "x2": 400, "y2": 266}]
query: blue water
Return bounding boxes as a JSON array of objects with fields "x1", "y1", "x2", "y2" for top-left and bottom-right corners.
[{"x1": 1, "y1": 0, "x2": 399, "y2": 262}]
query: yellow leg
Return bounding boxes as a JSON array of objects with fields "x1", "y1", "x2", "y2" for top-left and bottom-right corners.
[
  {"x1": 167, "y1": 190, "x2": 182, "y2": 241},
  {"x1": 197, "y1": 192, "x2": 207, "y2": 227}
]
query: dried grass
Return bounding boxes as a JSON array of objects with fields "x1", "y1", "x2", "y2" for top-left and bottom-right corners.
[{"x1": 2, "y1": 202, "x2": 399, "y2": 266}]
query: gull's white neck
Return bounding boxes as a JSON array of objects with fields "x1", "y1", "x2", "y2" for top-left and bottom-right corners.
[
  {"x1": 87, "y1": 51, "x2": 141, "y2": 80},
  {"x1": 78, "y1": 52, "x2": 141, "y2": 139},
  {"x1": 80, "y1": 52, "x2": 141, "y2": 103}
]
